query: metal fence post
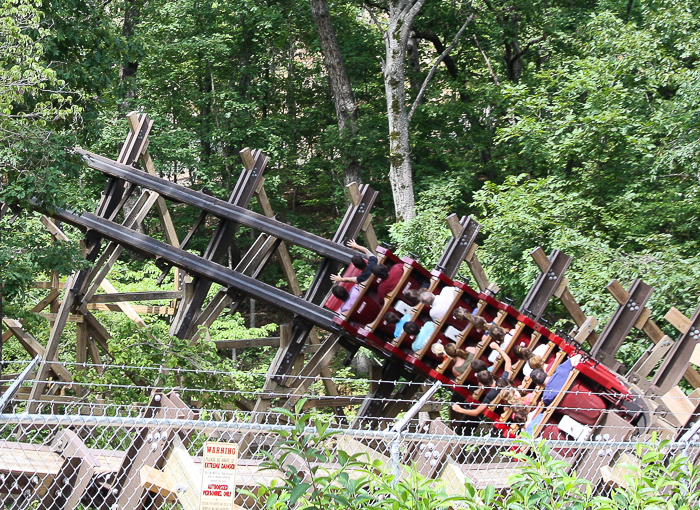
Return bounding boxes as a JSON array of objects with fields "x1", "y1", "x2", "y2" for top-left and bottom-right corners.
[{"x1": 390, "y1": 381, "x2": 442, "y2": 481}]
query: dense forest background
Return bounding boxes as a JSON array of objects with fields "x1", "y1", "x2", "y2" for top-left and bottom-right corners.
[{"x1": 1, "y1": 0, "x2": 699, "y2": 393}]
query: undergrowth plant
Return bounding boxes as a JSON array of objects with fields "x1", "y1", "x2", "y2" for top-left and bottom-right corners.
[{"x1": 244, "y1": 407, "x2": 700, "y2": 510}]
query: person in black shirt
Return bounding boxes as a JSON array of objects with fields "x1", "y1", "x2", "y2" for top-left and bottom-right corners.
[
  {"x1": 451, "y1": 342, "x2": 513, "y2": 417},
  {"x1": 330, "y1": 240, "x2": 377, "y2": 285}
]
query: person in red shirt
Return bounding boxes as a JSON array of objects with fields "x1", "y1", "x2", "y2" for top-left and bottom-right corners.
[{"x1": 375, "y1": 262, "x2": 405, "y2": 303}]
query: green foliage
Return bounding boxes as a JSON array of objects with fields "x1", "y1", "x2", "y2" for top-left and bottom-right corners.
[
  {"x1": 472, "y1": 174, "x2": 700, "y2": 341},
  {"x1": 249, "y1": 418, "x2": 700, "y2": 510},
  {"x1": 388, "y1": 179, "x2": 461, "y2": 269},
  {"x1": 244, "y1": 399, "x2": 479, "y2": 510},
  {"x1": 0, "y1": 213, "x2": 90, "y2": 313},
  {"x1": 504, "y1": 436, "x2": 594, "y2": 509},
  {"x1": 594, "y1": 438, "x2": 700, "y2": 510}
]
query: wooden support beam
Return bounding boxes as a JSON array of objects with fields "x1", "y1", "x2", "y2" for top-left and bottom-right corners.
[
  {"x1": 574, "y1": 316, "x2": 598, "y2": 346},
  {"x1": 255, "y1": 170, "x2": 343, "y2": 401},
  {"x1": 665, "y1": 307, "x2": 691, "y2": 334},
  {"x1": 239, "y1": 325, "x2": 293, "y2": 456},
  {"x1": 33, "y1": 281, "x2": 66, "y2": 289},
  {"x1": 531, "y1": 247, "x2": 590, "y2": 330},
  {"x1": 214, "y1": 337, "x2": 281, "y2": 349},
  {"x1": 82, "y1": 191, "x2": 161, "y2": 303},
  {"x1": 283, "y1": 333, "x2": 344, "y2": 410},
  {"x1": 2, "y1": 289, "x2": 59, "y2": 345},
  {"x1": 126, "y1": 112, "x2": 181, "y2": 290},
  {"x1": 85, "y1": 303, "x2": 176, "y2": 315},
  {"x1": 76, "y1": 322, "x2": 88, "y2": 365},
  {"x1": 1, "y1": 319, "x2": 72, "y2": 383},
  {"x1": 254, "y1": 182, "x2": 302, "y2": 297},
  {"x1": 29, "y1": 275, "x2": 79, "y2": 411},
  {"x1": 38, "y1": 313, "x2": 84, "y2": 323},
  {"x1": 629, "y1": 335, "x2": 674, "y2": 380},
  {"x1": 347, "y1": 182, "x2": 378, "y2": 252},
  {"x1": 597, "y1": 291, "x2": 700, "y2": 389},
  {"x1": 461, "y1": 243, "x2": 491, "y2": 292},
  {"x1": 90, "y1": 291, "x2": 183, "y2": 303},
  {"x1": 82, "y1": 311, "x2": 112, "y2": 354}
]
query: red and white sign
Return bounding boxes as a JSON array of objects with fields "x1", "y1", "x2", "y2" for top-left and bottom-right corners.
[{"x1": 199, "y1": 442, "x2": 238, "y2": 510}]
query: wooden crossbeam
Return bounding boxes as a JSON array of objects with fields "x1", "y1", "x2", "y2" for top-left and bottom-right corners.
[
  {"x1": 2, "y1": 288, "x2": 59, "y2": 346},
  {"x1": 445, "y1": 215, "x2": 492, "y2": 292},
  {"x1": 89, "y1": 291, "x2": 182, "y2": 303},
  {"x1": 86, "y1": 303, "x2": 176, "y2": 315},
  {"x1": 2, "y1": 319, "x2": 72, "y2": 382},
  {"x1": 27, "y1": 274, "x2": 78, "y2": 412}
]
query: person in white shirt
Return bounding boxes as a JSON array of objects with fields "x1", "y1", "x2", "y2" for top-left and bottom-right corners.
[{"x1": 419, "y1": 286, "x2": 459, "y2": 322}]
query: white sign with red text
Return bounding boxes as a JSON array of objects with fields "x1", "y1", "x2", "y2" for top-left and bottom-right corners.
[{"x1": 198, "y1": 442, "x2": 238, "y2": 510}]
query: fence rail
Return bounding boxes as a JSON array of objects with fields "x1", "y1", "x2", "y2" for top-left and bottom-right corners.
[{"x1": 1, "y1": 362, "x2": 700, "y2": 509}]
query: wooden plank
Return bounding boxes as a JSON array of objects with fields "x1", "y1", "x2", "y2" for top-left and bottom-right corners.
[
  {"x1": 2, "y1": 319, "x2": 73, "y2": 382},
  {"x1": 83, "y1": 191, "x2": 160, "y2": 303},
  {"x1": 37, "y1": 313, "x2": 84, "y2": 323},
  {"x1": 83, "y1": 312, "x2": 112, "y2": 354},
  {"x1": 665, "y1": 307, "x2": 691, "y2": 334},
  {"x1": 90, "y1": 291, "x2": 182, "y2": 303},
  {"x1": 255, "y1": 184, "x2": 302, "y2": 297},
  {"x1": 76, "y1": 322, "x2": 88, "y2": 365},
  {"x1": 559, "y1": 288, "x2": 588, "y2": 327},
  {"x1": 659, "y1": 386, "x2": 699, "y2": 427},
  {"x1": 465, "y1": 247, "x2": 490, "y2": 292},
  {"x1": 3, "y1": 318, "x2": 47, "y2": 357},
  {"x1": 445, "y1": 214, "x2": 462, "y2": 238},
  {"x1": 2, "y1": 288, "x2": 59, "y2": 345},
  {"x1": 631, "y1": 335, "x2": 673, "y2": 378},
  {"x1": 531, "y1": 247, "x2": 549, "y2": 271},
  {"x1": 633, "y1": 307, "x2": 652, "y2": 330},
  {"x1": 255, "y1": 175, "x2": 341, "y2": 401},
  {"x1": 32, "y1": 281, "x2": 66, "y2": 289},
  {"x1": 642, "y1": 319, "x2": 666, "y2": 343},
  {"x1": 0, "y1": 443, "x2": 62, "y2": 475},
  {"x1": 86, "y1": 333, "x2": 103, "y2": 369},
  {"x1": 28, "y1": 276, "x2": 78, "y2": 412},
  {"x1": 553, "y1": 277, "x2": 569, "y2": 299},
  {"x1": 574, "y1": 316, "x2": 598, "y2": 344},
  {"x1": 691, "y1": 344, "x2": 700, "y2": 367},
  {"x1": 86, "y1": 303, "x2": 176, "y2": 315},
  {"x1": 605, "y1": 279, "x2": 628, "y2": 304},
  {"x1": 161, "y1": 436, "x2": 201, "y2": 510},
  {"x1": 214, "y1": 337, "x2": 281, "y2": 349},
  {"x1": 126, "y1": 112, "x2": 181, "y2": 289},
  {"x1": 140, "y1": 465, "x2": 178, "y2": 503}
]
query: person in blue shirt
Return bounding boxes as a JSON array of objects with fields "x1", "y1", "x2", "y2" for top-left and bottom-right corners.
[
  {"x1": 538, "y1": 354, "x2": 581, "y2": 406},
  {"x1": 411, "y1": 321, "x2": 435, "y2": 352}
]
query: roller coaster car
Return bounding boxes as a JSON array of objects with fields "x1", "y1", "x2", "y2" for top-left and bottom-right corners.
[{"x1": 325, "y1": 253, "x2": 635, "y2": 439}]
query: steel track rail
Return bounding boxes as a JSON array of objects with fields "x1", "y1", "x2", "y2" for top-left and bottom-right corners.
[{"x1": 76, "y1": 149, "x2": 356, "y2": 264}]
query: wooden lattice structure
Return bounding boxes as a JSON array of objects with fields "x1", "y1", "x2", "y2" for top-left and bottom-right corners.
[{"x1": 2, "y1": 113, "x2": 700, "y2": 507}]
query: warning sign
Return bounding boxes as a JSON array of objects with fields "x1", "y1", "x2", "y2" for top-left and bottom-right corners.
[{"x1": 199, "y1": 442, "x2": 238, "y2": 510}]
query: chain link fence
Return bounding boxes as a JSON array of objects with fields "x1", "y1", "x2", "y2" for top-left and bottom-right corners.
[{"x1": 1, "y1": 360, "x2": 700, "y2": 509}]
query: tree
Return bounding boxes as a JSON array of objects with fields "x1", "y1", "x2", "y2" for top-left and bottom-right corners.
[
  {"x1": 366, "y1": 0, "x2": 476, "y2": 222},
  {"x1": 372, "y1": 0, "x2": 426, "y2": 222},
  {"x1": 310, "y1": 0, "x2": 362, "y2": 187},
  {"x1": 0, "y1": 0, "x2": 90, "y2": 311}
]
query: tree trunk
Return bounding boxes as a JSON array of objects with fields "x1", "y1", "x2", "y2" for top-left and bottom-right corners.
[
  {"x1": 503, "y1": 11, "x2": 523, "y2": 83},
  {"x1": 383, "y1": 0, "x2": 426, "y2": 222},
  {"x1": 310, "y1": 0, "x2": 362, "y2": 186},
  {"x1": 119, "y1": 0, "x2": 142, "y2": 113}
]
